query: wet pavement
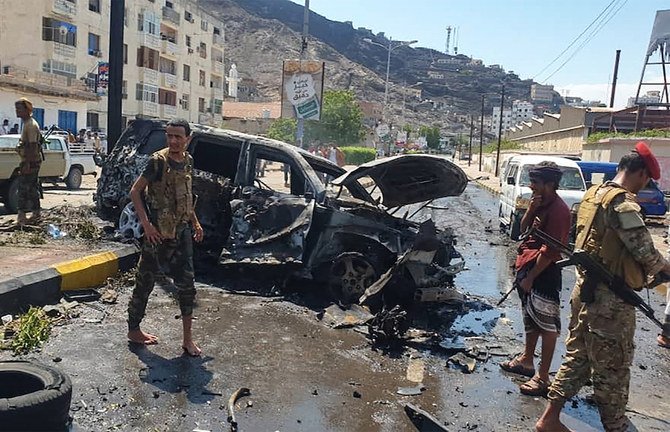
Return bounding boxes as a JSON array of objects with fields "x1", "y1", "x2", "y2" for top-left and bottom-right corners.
[{"x1": 2, "y1": 184, "x2": 670, "y2": 431}]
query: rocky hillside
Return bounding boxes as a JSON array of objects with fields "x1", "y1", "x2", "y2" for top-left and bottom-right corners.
[{"x1": 202, "y1": 0, "x2": 559, "y2": 131}]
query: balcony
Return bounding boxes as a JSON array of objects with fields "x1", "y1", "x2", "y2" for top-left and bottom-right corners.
[
  {"x1": 53, "y1": 0, "x2": 76, "y2": 17},
  {"x1": 139, "y1": 33, "x2": 161, "y2": 51},
  {"x1": 212, "y1": 60, "x2": 224, "y2": 75},
  {"x1": 213, "y1": 33, "x2": 224, "y2": 46},
  {"x1": 211, "y1": 87, "x2": 224, "y2": 99},
  {"x1": 160, "y1": 104, "x2": 177, "y2": 118},
  {"x1": 162, "y1": 6, "x2": 180, "y2": 26},
  {"x1": 161, "y1": 39, "x2": 180, "y2": 57},
  {"x1": 138, "y1": 101, "x2": 159, "y2": 117},
  {"x1": 161, "y1": 72, "x2": 177, "y2": 89},
  {"x1": 139, "y1": 68, "x2": 159, "y2": 85}
]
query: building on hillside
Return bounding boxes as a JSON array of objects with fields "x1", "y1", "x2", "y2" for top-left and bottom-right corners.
[
  {"x1": 221, "y1": 101, "x2": 280, "y2": 135},
  {"x1": 490, "y1": 100, "x2": 534, "y2": 136},
  {"x1": 628, "y1": 90, "x2": 661, "y2": 107},
  {"x1": 564, "y1": 96, "x2": 604, "y2": 108},
  {"x1": 0, "y1": 0, "x2": 226, "y2": 131},
  {"x1": 358, "y1": 101, "x2": 383, "y2": 128},
  {"x1": 530, "y1": 84, "x2": 554, "y2": 103}
]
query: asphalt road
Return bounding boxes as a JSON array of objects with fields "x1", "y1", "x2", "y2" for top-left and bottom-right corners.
[{"x1": 2, "y1": 184, "x2": 669, "y2": 431}]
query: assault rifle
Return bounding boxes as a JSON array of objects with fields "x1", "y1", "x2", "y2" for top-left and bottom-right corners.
[{"x1": 503, "y1": 227, "x2": 667, "y2": 330}]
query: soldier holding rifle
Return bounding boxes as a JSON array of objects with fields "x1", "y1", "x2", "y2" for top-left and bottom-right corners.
[{"x1": 536, "y1": 142, "x2": 670, "y2": 432}]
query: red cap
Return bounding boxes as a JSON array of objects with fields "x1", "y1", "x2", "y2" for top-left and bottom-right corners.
[{"x1": 635, "y1": 141, "x2": 660, "y2": 180}]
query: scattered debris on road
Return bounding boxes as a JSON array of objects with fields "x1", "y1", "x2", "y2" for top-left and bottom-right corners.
[
  {"x1": 397, "y1": 385, "x2": 426, "y2": 396},
  {"x1": 404, "y1": 402, "x2": 449, "y2": 431},
  {"x1": 227, "y1": 387, "x2": 251, "y2": 432}
]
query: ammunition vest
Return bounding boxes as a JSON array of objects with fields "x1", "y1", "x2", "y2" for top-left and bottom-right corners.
[
  {"x1": 575, "y1": 184, "x2": 645, "y2": 289},
  {"x1": 146, "y1": 148, "x2": 193, "y2": 239}
]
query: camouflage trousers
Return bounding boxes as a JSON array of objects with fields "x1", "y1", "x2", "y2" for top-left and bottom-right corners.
[
  {"x1": 548, "y1": 275, "x2": 635, "y2": 432},
  {"x1": 17, "y1": 169, "x2": 41, "y2": 212},
  {"x1": 128, "y1": 224, "x2": 196, "y2": 330}
]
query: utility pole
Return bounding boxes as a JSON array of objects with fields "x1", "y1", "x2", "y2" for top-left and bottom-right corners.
[
  {"x1": 107, "y1": 0, "x2": 125, "y2": 152},
  {"x1": 479, "y1": 94, "x2": 484, "y2": 171},
  {"x1": 296, "y1": 0, "x2": 310, "y2": 149},
  {"x1": 468, "y1": 116, "x2": 474, "y2": 166},
  {"x1": 609, "y1": 49, "x2": 621, "y2": 108},
  {"x1": 494, "y1": 84, "x2": 505, "y2": 177}
]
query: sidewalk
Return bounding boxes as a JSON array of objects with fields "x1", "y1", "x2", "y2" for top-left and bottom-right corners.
[{"x1": 454, "y1": 159, "x2": 502, "y2": 196}]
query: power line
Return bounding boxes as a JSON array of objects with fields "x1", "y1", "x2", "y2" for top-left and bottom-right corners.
[
  {"x1": 532, "y1": 0, "x2": 619, "y2": 80},
  {"x1": 541, "y1": 0, "x2": 628, "y2": 83}
]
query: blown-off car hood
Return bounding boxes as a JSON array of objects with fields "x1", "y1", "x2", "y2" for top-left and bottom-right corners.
[{"x1": 332, "y1": 155, "x2": 468, "y2": 207}]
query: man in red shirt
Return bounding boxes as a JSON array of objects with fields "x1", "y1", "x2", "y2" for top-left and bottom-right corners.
[{"x1": 500, "y1": 161, "x2": 571, "y2": 396}]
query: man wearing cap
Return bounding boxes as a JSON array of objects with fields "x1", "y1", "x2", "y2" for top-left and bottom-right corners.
[
  {"x1": 500, "y1": 161, "x2": 571, "y2": 396},
  {"x1": 14, "y1": 98, "x2": 42, "y2": 224},
  {"x1": 536, "y1": 142, "x2": 670, "y2": 432}
]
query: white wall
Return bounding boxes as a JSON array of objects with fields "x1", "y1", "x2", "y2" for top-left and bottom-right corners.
[{"x1": 0, "y1": 88, "x2": 88, "y2": 131}]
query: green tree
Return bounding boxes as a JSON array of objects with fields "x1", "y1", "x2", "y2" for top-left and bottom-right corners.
[
  {"x1": 419, "y1": 125, "x2": 441, "y2": 149},
  {"x1": 266, "y1": 118, "x2": 297, "y2": 144},
  {"x1": 402, "y1": 124, "x2": 414, "y2": 135},
  {"x1": 306, "y1": 90, "x2": 365, "y2": 146}
]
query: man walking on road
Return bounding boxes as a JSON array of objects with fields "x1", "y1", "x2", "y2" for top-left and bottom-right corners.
[
  {"x1": 536, "y1": 142, "x2": 670, "y2": 432},
  {"x1": 127, "y1": 119, "x2": 204, "y2": 357},
  {"x1": 14, "y1": 98, "x2": 42, "y2": 225},
  {"x1": 500, "y1": 162, "x2": 570, "y2": 396}
]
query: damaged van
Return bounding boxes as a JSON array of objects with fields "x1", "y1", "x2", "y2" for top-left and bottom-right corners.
[{"x1": 95, "y1": 120, "x2": 468, "y2": 303}]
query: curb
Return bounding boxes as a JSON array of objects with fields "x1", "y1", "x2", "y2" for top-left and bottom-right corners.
[
  {"x1": 0, "y1": 244, "x2": 139, "y2": 315},
  {"x1": 465, "y1": 174, "x2": 500, "y2": 196}
]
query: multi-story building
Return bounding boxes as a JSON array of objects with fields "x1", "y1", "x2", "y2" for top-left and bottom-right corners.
[
  {"x1": 0, "y1": 0, "x2": 226, "y2": 132},
  {"x1": 530, "y1": 84, "x2": 554, "y2": 103},
  {"x1": 628, "y1": 90, "x2": 661, "y2": 107},
  {"x1": 490, "y1": 100, "x2": 534, "y2": 136}
]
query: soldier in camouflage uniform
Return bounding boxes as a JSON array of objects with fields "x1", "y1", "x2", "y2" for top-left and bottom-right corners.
[
  {"x1": 536, "y1": 142, "x2": 670, "y2": 432},
  {"x1": 14, "y1": 98, "x2": 43, "y2": 225},
  {"x1": 127, "y1": 119, "x2": 204, "y2": 356}
]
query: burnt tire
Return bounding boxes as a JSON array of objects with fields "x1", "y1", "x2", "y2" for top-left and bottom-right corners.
[
  {"x1": 328, "y1": 252, "x2": 380, "y2": 305},
  {"x1": 0, "y1": 360, "x2": 72, "y2": 431},
  {"x1": 5, "y1": 177, "x2": 20, "y2": 214},
  {"x1": 65, "y1": 167, "x2": 82, "y2": 190}
]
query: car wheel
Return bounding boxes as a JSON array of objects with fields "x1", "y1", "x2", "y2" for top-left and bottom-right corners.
[
  {"x1": 5, "y1": 177, "x2": 20, "y2": 214},
  {"x1": 0, "y1": 360, "x2": 73, "y2": 431},
  {"x1": 328, "y1": 252, "x2": 379, "y2": 304},
  {"x1": 65, "y1": 167, "x2": 82, "y2": 190},
  {"x1": 118, "y1": 202, "x2": 144, "y2": 239}
]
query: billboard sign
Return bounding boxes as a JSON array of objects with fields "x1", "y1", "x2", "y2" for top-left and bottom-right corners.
[
  {"x1": 281, "y1": 60, "x2": 325, "y2": 121},
  {"x1": 97, "y1": 62, "x2": 109, "y2": 95}
]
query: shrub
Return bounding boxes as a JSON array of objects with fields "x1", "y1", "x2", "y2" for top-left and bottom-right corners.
[
  {"x1": 339, "y1": 146, "x2": 376, "y2": 165},
  {"x1": 587, "y1": 129, "x2": 670, "y2": 143}
]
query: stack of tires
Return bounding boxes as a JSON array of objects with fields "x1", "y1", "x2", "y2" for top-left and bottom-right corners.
[{"x1": 0, "y1": 361, "x2": 72, "y2": 431}]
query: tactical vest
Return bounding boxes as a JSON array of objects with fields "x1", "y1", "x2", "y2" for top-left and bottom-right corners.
[
  {"x1": 575, "y1": 184, "x2": 645, "y2": 289},
  {"x1": 146, "y1": 148, "x2": 193, "y2": 239}
]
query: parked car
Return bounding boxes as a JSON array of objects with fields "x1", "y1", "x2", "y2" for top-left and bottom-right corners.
[
  {"x1": 96, "y1": 120, "x2": 468, "y2": 304},
  {"x1": 499, "y1": 155, "x2": 586, "y2": 240},
  {"x1": 577, "y1": 161, "x2": 668, "y2": 217},
  {"x1": 0, "y1": 134, "x2": 97, "y2": 212}
]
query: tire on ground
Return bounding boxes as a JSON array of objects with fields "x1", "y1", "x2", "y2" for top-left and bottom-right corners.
[
  {"x1": 65, "y1": 166, "x2": 83, "y2": 190},
  {"x1": 5, "y1": 176, "x2": 20, "y2": 214},
  {"x1": 0, "y1": 360, "x2": 73, "y2": 431}
]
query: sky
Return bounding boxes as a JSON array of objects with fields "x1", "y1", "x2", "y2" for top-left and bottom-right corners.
[{"x1": 289, "y1": 0, "x2": 668, "y2": 108}]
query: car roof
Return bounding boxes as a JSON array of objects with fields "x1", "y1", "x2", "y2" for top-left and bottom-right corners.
[{"x1": 507, "y1": 155, "x2": 581, "y2": 168}]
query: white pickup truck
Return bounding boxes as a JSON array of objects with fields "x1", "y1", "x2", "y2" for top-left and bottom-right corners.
[{"x1": 0, "y1": 134, "x2": 97, "y2": 212}]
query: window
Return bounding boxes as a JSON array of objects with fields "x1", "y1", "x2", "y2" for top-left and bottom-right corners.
[
  {"x1": 183, "y1": 64, "x2": 190, "y2": 81},
  {"x1": 136, "y1": 47, "x2": 159, "y2": 70},
  {"x1": 123, "y1": 44, "x2": 128, "y2": 64},
  {"x1": 198, "y1": 97, "x2": 205, "y2": 113},
  {"x1": 201, "y1": 20, "x2": 208, "y2": 31},
  {"x1": 138, "y1": 12, "x2": 159, "y2": 35},
  {"x1": 212, "y1": 99, "x2": 222, "y2": 114},
  {"x1": 138, "y1": 131, "x2": 167, "y2": 155},
  {"x1": 165, "y1": 1, "x2": 173, "y2": 8},
  {"x1": 88, "y1": 32, "x2": 100, "y2": 56},
  {"x1": 86, "y1": 113, "x2": 100, "y2": 130},
  {"x1": 42, "y1": 18, "x2": 77, "y2": 47},
  {"x1": 191, "y1": 139, "x2": 241, "y2": 179},
  {"x1": 42, "y1": 59, "x2": 77, "y2": 78},
  {"x1": 199, "y1": 42, "x2": 207, "y2": 59},
  {"x1": 185, "y1": 35, "x2": 191, "y2": 47},
  {"x1": 46, "y1": 138, "x2": 64, "y2": 151},
  {"x1": 122, "y1": 80, "x2": 128, "y2": 99},
  {"x1": 135, "y1": 83, "x2": 158, "y2": 103},
  {"x1": 159, "y1": 89, "x2": 177, "y2": 106},
  {"x1": 159, "y1": 57, "x2": 176, "y2": 75},
  {"x1": 213, "y1": 27, "x2": 221, "y2": 36},
  {"x1": 185, "y1": 11, "x2": 193, "y2": 22},
  {"x1": 89, "y1": 0, "x2": 101, "y2": 13},
  {"x1": 199, "y1": 70, "x2": 206, "y2": 87},
  {"x1": 180, "y1": 94, "x2": 190, "y2": 110}
]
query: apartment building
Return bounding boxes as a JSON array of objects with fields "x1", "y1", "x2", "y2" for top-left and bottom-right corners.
[
  {"x1": 490, "y1": 100, "x2": 534, "y2": 136},
  {"x1": 0, "y1": 0, "x2": 225, "y2": 131}
]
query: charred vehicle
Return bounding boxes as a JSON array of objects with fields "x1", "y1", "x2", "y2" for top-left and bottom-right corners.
[{"x1": 95, "y1": 120, "x2": 468, "y2": 304}]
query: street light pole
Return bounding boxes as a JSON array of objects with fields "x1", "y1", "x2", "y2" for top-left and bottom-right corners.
[
  {"x1": 468, "y1": 116, "x2": 474, "y2": 166},
  {"x1": 494, "y1": 84, "x2": 505, "y2": 177},
  {"x1": 479, "y1": 94, "x2": 485, "y2": 171},
  {"x1": 384, "y1": 40, "x2": 392, "y2": 106},
  {"x1": 296, "y1": 0, "x2": 310, "y2": 149}
]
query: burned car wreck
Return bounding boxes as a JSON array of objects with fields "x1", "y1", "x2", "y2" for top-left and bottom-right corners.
[{"x1": 95, "y1": 119, "x2": 468, "y2": 307}]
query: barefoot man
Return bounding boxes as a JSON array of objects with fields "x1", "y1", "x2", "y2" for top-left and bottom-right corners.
[
  {"x1": 127, "y1": 119, "x2": 204, "y2": 356},
  {"x1": 536, "y1": 142, "x2": 670, "y2": 432}
]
